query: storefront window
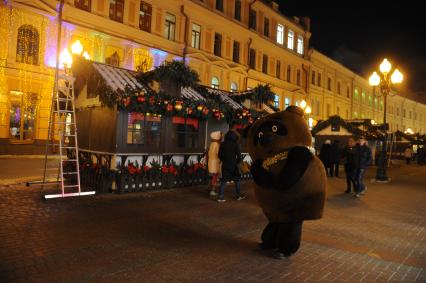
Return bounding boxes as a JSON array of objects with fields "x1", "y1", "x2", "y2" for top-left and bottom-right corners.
[
  {"x1": 127, "y1": 113, "x2": 161, "y2": 146},
  {"x1": 9, "y1": 92, "x2": 38, "y2": 141},
  {"x1": 172, "y1": 117, "x2": 199, "y2": 149}
]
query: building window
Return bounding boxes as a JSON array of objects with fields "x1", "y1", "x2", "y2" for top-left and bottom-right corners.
[
  {"x1": 316, "y1": 100, "x2": 320, "y2": 115},
  {"x1": 327, "y1": 78, "x2": 331, "y2": 91},
  {"x1": 276, "y1": 60, "x2": 281, "y2": 79},
  {"x1": 337, "y1": 82, "x2": 341, "y2": 94},
  {"x1": 286, "y1": 65, "x2": 291, "y2": 82},
  {"x1": 380, "y1": 100, "x2": 384, "y2": 111},
  {"x1": 164, "y1": 13, "x2": 176, "y2": 41},
  {"x1": 191, "y1": 24, "x2": 201, "y2": 49},
  {"x1": 409, "y1": 111, "x2": 412, "y2": 119},
  {"x1": 374, "y1": 97, "x2": 378, "y2": 108},
  {"x1": 326, "y1": 104, "x2": 330, "y2": 117},
  {"x1": 249, "y1": 48, "x2": 256, "y2": 69},
  {"x1": 277, "y1": 24, "x2": 284, "y2": 45},
  {"x1": 216, "y1": 0, "x2": 223, "y2": 12},
  {"x1": 361, "y1": 90, "x2": 366, "y2": 103},
  {"x1": 287, "y1": 30, "x2": 294, "y2": 49},
  {"x1": 249, "y1": 9, "x2": 256, "y2": 30},
  {"x1": 285, "y1": 97, "x2": 290, "y2": 108},
  {"x1": 346, "y1": 86, "x2": 350, "y2": 98},
  {"x1": 353, "y1": 111, "x2": 358, "y2": 118},
  {"x1": 232, "y1": 41, "x2": 240, "y2": 63},
  {"x1": 311, "y1": 71, "x2": 315, "y2": 85},
  {"x1": 317, "y1": 73, "x2": 321, "y2": 87},
  {"x1": 105, "y1": 51, "x2": 120, "y2": 67},
  {"x1": 274, "y1": 95, "x2": 280, "y2": 109},
  {"x1": 211, "y1": 77, "x2": 219, "y2": 89},
  {"x1": 16, "y1": 25, "x2": 39, "y2": 65},
  {"x1": 230, "y1": 82, "x2": 238, "y2": 92},
  {"x1": 397, "y1": 107, "x2": 399, "y2": 116},
  {"x1": 368, "y1": 95, "x2": 372, "y2": 106},
  {"x1": 172, "y1": 117, "x2": 200, "y2": 149},
  {"x1": 9, "y1": 92, "x2": 38, "y2": 141},
  {"x1": 234, "y1": 0, "x2": 241, "y2": 21},
  {"x1": 262, "y1": 54, "x2": 268, "y2": 74},
  {"x1": 346, "y1": 109, "x2": 349, "y2": 119},
  {"x1": 296, "y1": 70, "x2": 301, "y2": 86},
  {"x1": 337, "y1": 106, "x2": 340, "y2": 116},
  {"x1": 354, "y1": 87, "x2": 359, "y2": 100},
  {"x1": 297, "y1": 35, "x2": 304, "y2": 54},
  {"x1": 214, "y1": 33, "x2": 222, "y2": 57},
  {"x1": 127, "y1": 113, "x2": 161, "y2": 146},
  {"x1": 75, "y1": 0, "x2": 91, "y2": 11},
  {"x1": 264, "y1": 18, "x2": 270, "y2": 37},
  {"x1": 139, "y1": 1, "x2": 152, "y2": 32},
  {"x1": 109, "y1": 0, "x2": 124, "y2": 23}
]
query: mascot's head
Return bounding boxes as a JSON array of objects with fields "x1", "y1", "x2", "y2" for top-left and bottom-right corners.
[{"x1": 247, "y1": 106, "x2": 312, "y2": 160}]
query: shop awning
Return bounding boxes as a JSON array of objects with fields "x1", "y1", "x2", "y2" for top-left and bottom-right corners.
[{"x1": 181, "y1": 87, "x2": 206, "y2": 101}]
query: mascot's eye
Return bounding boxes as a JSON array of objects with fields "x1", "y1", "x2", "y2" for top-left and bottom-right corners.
[
  {"x1": 258, "y1": 132, "x2": 264, "y2": 138},
  {"x1": 272, "y1": 125, "x2": 278, "y2": 132}
]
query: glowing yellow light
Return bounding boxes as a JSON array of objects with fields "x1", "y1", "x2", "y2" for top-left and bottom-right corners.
[
  {"x1": 59, "y1": 48, "x2": 72, "y2": 68},
  {"x1": 379, "y1": 58, "x2": 392, "y2": 74},
  {"x1": 369, "y1": 71, "x2": 380, "y2": 86},
  {"x1": 304, "y1": 105, "x2": 312, "y2": 114},
  {"x1": 82, "y1": 51, "x2": 91, "y2": 60},
  {"x1": 71, "y1": 40, "x2": 83, "y2": 55},
  {"x1": 371, "y1": 119, "x2": 376, "y2": 125},
  {"x1": 300, "y1": 99, "x2": 307, "y2": 109},
  {"x1": 391, "y1": 69, "x2": 403, "y2": 84}
]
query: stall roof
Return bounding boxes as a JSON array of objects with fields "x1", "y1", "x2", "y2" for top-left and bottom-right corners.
[
  {"x1": 92, "y1": 63, "x2": 143, "y2": 91},
  {"x1": 205, "y1": 88, "x2": 243, "y2": 110},
  {"x1": 181, "y1": 87, "x2": 206, "y2": 101}
]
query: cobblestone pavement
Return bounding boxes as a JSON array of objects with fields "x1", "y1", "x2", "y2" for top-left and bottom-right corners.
[{"x1": 0, "y1": 164, "x2": 425, "y2": 282}]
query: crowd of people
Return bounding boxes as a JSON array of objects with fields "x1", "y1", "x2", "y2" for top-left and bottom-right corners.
[{"x1": 319, "y1": 137, "x2": 372, "y2": 198}]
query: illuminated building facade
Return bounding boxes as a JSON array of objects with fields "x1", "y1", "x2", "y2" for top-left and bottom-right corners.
[{"x1": 0, "y1": 0, "x2": 425, "y2": 154}]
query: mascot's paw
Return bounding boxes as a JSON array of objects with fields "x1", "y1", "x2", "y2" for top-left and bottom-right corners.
[{"x1": 251, "y1": 159, "x2": 276, "y2": 188}]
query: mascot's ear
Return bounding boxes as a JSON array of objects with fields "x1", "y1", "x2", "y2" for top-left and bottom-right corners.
[
  {"x1": 286, "y1": 106, "x2": 304, "y2": 117},
  {"x1": 242, "y1": 123, "x2": 253, "y2": 138}
]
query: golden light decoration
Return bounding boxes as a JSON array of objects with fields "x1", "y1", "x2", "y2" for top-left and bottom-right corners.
[
  {"x1": 300, "y1": 99, "x2": 307, "y2": 109},
  {"x1": 174, "y1": 103, "x2": 183, "y2": 111}
]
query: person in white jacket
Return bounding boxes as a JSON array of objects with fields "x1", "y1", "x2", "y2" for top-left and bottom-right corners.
[{"x1": 208, "y1": 131, "x2": 222, "y2": 197}]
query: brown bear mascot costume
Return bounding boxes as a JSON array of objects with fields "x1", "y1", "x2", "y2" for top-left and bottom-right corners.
[{"x1": 247, "y1": 106, "x2": 327, "y2": 259}]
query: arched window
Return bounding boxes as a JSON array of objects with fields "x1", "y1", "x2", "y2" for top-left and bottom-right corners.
[
  {"x1": 211, "y1": 77, "x2": 219, "y2": 89},
  {"x1": 16, "y1": 25, "x2": 39, "y2": 65},
  {"x1": 230, "y1": 82, "x2": 238, "y2": 92}
]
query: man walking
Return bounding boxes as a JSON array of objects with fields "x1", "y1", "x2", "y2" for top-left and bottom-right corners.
[
  {"x1": 353, "y1": 136, "x2": 372, "y2": 198},
  {"x1": 342, "y1": 138, "x2": 356, "y2": 193}
]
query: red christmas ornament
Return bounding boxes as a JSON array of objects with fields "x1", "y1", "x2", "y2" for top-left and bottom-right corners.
[{"x1": 166, "y1": 104, "x2": 174, "y2": 111}]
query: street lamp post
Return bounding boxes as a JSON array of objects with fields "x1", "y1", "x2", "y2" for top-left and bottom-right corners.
[
  {"x1": 300, "y1": 99, "x2": 312, "y2": 126},
  {"x1": 369, "y1": 58, "x2": 403, "y2": 182}
]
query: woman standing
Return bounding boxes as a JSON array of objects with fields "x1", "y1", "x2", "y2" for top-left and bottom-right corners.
[{"x1": 207, "y1": 131, "x2": 222, "y2": 197}]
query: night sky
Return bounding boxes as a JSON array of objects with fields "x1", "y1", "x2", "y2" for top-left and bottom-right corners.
[{"x1": 277, "y1": 0, "x2": 426, "y2": 93}]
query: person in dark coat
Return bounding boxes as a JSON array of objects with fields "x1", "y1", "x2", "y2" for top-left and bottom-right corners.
[
  {"x1": 353, "y1": 136, "x2": 372, "y2": 198},
  {"x1": 217, "y1": 130, "x2": 245, "y2": 202},
  {"x1": 319, "y1": 139, "x2": 332, "y2": 176},
  {"x1": 330, "y1": 140, "x2": 341, "y2": 177},
  {"x1": 341, "y1": 138, "x2": 356, "y2": 193}
]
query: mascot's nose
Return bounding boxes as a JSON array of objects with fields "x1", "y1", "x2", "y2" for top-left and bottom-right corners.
[{"x1": 259, "y1": 135, "x2": 273, "y2": 146}]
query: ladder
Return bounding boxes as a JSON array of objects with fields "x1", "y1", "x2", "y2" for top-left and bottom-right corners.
[{"x1": 41, "y1": 72, "x2": 95, "y2": 199}]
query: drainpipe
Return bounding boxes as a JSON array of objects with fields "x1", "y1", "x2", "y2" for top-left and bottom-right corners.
[
  {"x1": 181, "y1": 5, "x2": 189, "y2": 63},
  {"x1": 302, "y1": 63, "x2": 309, "y2": 95},
  {"x1": 244, "y1": 0, "x2": 257, "y2": 90},
  {"x1": 243, "y1": 37, "x2": 252, "y2": 90}
]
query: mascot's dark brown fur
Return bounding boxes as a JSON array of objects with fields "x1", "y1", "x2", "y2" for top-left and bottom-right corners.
[{"x1": 247, "y1": 106, "x2": 327, "y2": 259}]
